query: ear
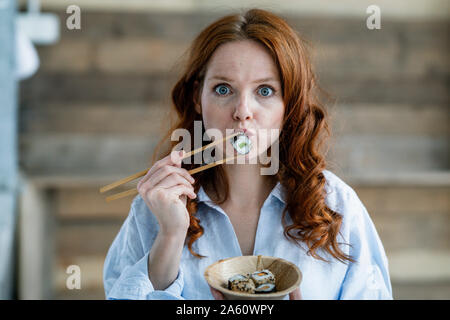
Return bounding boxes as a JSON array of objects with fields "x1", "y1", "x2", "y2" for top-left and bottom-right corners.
[{"x1": 193, "y1": 80, "x2": 202, "y2": 114}]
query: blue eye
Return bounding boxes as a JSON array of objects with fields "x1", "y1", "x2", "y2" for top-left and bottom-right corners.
[
  {"x1": 213, "y1": 84, "x2": 276, "y2": 97},
  {"x1": 215, "y1": 84, "x2": 230, "y2": 96},
  {"x1": 258, "y1": 86, "x2": 273, "y2": 97}
]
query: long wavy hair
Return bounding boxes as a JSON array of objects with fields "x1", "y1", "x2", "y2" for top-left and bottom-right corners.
[{"x1": 151, "y1": 8, "x2": 354, "y2": 264}]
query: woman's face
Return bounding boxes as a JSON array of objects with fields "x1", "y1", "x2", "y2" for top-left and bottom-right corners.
[{"x1": 196, "y1": 40, "x2": 285, "y2": 162}]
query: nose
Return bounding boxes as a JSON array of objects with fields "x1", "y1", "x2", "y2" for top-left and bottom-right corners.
[{"x1": 232, "y1": 93, "x2": 253, "y2": 121}]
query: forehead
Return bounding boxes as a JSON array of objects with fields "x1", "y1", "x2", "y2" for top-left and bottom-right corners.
[{"x1": 204, "y1": 40, "x2": 280, "y2": 82}]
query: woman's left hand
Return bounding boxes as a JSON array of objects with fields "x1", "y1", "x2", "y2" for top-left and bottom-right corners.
[
  {"x1": 209, "y1": 287, "x2": 225, "y2": 300},
  {"x1": 209, "y1": 286, "x2": 302, "y2": 300},
  {"x1": 288, "y1": 287, "x2": 302, "y2": 299}
]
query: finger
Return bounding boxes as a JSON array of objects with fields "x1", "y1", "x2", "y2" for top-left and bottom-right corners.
[
  {"x1": 209, "y1": 287, "x2": 225, "y2": 300},
  {"x1": 139, "y1": 174, "x2": 196, "y2": 202},
  {"x1": 164, "y1": 184, "x2": 197, "y2": 200},
  {"x1": 289, "y1": 287, "x2": 302, "y2": 300},
  {"x1": 138, "y1": 150, "x2": 185, "y2": 189},
  {"x1": 145, "y1": 184, "x2": 195, "y2": 204},
  {"x1": 145, "y1": 165, "x2": 194, "y2": 190},
  {"x1": 139, "y1": 150, "x2": 191, "y2": 190},
  {"x1": 170, "y1": 149, "x2": 185, "y2": 168},
  {"x1": 151, "y1": 172, "x2": 195, "y2": 192}
]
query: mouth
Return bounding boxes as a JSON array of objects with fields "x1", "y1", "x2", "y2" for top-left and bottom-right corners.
[
  {"x1": 234, "y1": 128, "x2": 255, "y2": 137},
  {"x1": 230, "y1": 131, "x2": 253, "y2": 155}
]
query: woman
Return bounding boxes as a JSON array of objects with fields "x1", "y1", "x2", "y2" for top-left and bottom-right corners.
[{"x1": 103, "y1": 8, "x2": 393, "y2": 300}]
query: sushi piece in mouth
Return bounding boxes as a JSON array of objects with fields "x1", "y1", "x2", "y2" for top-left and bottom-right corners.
[{"x1": 230, "y1": 132, "x2": 252, "y2": 155}]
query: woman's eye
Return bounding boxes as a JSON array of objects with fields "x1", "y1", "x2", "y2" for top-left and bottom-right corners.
[
  {"x1": 258, "y1": 86, "x2": 274, "y2": 97},
  {"x1": 214, "y1": 84, "x2": 230, "y2": 96},
  {"x1": 213, "y1": 84, "x2": 275, "y2": 97}
]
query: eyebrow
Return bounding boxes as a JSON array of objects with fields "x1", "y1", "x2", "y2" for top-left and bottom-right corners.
[{"x1": 209, "y1": 76, "x2": 278, "y2": 84}]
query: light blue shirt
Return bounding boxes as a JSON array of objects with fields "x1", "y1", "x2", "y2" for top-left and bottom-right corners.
[{"x1": 103, "y1": 170, "x2": 393, "y2": 300}]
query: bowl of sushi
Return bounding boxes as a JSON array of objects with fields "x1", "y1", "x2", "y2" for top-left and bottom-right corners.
[{"x1": 204, "y1": 255, "x2": 302, "y2": 300}]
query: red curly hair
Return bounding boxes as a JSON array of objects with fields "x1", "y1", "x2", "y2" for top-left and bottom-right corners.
[{"x1": 151, "y1": 8, "x2": 354, "y2": 264}]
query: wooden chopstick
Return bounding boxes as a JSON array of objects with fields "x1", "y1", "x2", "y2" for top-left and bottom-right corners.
[
  {"x1": 100, "y1": 131, "x2": 242, "y2": 201},
  {"x1": 256, "y1": 255, "x2": 262, "y2": 270},
  {"x1": 99, "y1": 169, "x2": 149, "y2": 194},
  {"x1": 105, "y1": 188, "x2": 140, "y2": 202},
  {"x1": 99, "y1": 131, "x2": 240, "y2": 194},
  {"x1": 104, "y1": 154, "x2": 239, "y2": 202},
  {"x1": 182, "y1": 131, "x2": 241, "y2": 161}
]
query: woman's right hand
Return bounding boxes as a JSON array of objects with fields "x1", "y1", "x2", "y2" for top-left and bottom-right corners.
[{"x1": 137, "y1": 150, "x2": 196, "y2": 235}]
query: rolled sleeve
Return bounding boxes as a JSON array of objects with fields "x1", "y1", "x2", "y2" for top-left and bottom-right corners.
[
  {"x1": 107, "y1": 252, "x2": 185, "y2": 300},
  {"x1": 103, "y1": 197, "x2": 186, "y2": 300}
]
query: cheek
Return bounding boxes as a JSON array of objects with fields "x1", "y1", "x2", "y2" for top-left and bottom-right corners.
[
  {"x1": 273, "y1": 104, "x2": 285, "y2": 129},
  {"x1": 201, "y1": 92, "x2": 234, "y2": 121},
  {"x1": 201, "y1": 100, "x2": 229, "y2": 130},
  {"x1": 260, "y1": 104, "x2": 285, "y2": 129},
  {"x1": 201, "y1": 108, "x2": 214, "y2": 130},
  {"x1": 256, "y1": 105, "x2": 284, "y2": 147}
]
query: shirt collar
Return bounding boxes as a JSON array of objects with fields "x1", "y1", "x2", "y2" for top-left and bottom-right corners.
[
  {"x1": 271, "y1": 181, "x2": 287, "y2": 204},
  {"x1": 196, "y1": 181, "x2": 286, "y2": 206}
]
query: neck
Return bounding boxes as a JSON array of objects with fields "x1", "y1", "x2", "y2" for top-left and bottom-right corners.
[{"x1": 220, "y1": 163, "x2": 277, "y2": 209}]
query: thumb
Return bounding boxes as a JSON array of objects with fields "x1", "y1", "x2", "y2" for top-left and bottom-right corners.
[
  {"x1": 180, "y1": 194, "x2": 187, "y2": 206},
  {"x1": 209, "y1": 286, "x2": 225, "y2": 300},
  {"x1": 289, "y1": 287, "x2": 302, "y2": 300}
]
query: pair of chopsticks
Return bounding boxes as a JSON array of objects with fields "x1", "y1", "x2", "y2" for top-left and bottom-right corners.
[{"x1": 99, "y1": 132, "x2": 242, "y2": 202}]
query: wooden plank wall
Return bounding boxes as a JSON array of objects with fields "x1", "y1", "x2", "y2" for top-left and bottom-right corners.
[{"x1": 18, "y1": 10, "x2": 449, "y2": 299}]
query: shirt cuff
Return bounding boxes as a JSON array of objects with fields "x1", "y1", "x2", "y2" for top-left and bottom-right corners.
[{"x1": 107, "y1": 252, "x2": 185, "y2": 300}]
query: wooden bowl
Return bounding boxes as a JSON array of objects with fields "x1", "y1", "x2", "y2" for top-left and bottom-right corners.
[{"x1": 204, "y1": 255, "x2": 302, "y2": 300}]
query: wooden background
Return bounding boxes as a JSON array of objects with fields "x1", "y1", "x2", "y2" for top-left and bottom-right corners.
[{"x1": 17, "y1": 5, "x2": 449, "y2": 299}]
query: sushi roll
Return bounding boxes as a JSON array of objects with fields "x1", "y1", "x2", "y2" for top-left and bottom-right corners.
[
  {"x1": 250, "y1": 269, "x2": 275, "y2": 287},
  {"x1": 231, "y1": 132, "x2": 252, "y2": 155},
  {"x1": 255, "y1": 283, "x2": 276, "y2": 294},
  {"x1": 228, "y1": 274, "x2": 256, "y2": 293},
  {"x1": 227, "y1": 274, "x2": 247, "y2": 289}
]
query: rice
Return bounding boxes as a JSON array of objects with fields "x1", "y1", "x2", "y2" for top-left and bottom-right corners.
[{"x1": 231, "y1": 133, "x2": 252, "y2": 155}]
